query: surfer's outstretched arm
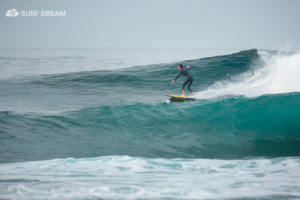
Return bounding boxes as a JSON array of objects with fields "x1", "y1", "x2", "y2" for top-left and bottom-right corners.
[
  {"x1": 187, "y1": 65, "x2": 191, "y2": 70},
  {"x1": 171, "y1": 73, "x2": 181, "y2": 84},
  {"x1": 172, "y1": 71, "x2": 182, "y2": 83}
]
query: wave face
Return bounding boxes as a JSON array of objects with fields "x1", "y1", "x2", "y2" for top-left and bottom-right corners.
[{"x1": 1, "y1": 49, "x2": 300, "y2": 163}]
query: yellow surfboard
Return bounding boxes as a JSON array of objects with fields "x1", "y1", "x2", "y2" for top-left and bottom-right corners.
[{"x1": 164, "y1": 94, "x2": 195, "y2": 99}]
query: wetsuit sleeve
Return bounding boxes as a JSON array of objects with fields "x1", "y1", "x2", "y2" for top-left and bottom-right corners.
[
  {"x1": 187, "y1": 67, "x2": 191, "y2": 70},
  {"x1": 174, "y1": 71, "x2": 182, "y2": 80}
]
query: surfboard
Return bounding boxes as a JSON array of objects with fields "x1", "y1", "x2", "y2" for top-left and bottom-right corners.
[{"x1": 164, "y1": 94, "x2": 195, "y2": 99}]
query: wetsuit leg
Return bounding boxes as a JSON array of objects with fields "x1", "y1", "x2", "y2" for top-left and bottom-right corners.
[
  {"x1": 182, "y1": 78, "x2": 191, "y2": 91},
  {"x1": 187, "y1": 78, "x2": 193, "y2": 92}
]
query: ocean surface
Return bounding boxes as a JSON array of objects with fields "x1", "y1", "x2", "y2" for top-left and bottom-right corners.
[{"x1": 1, "y1": 48, "x2": 300, "y2": 199}]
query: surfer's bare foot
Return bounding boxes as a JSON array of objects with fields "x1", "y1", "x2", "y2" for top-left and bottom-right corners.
[
  {"x1": 191, "y1": 92, "x2": 194, "y2": 95},
  {"x1": 182, "y1": 90, "x2": 185, "y2": 97}
]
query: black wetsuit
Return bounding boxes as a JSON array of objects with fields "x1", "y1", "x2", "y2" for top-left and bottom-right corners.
[{"x1": 174, "y1": 68, "x2": 194, "y2": 92}]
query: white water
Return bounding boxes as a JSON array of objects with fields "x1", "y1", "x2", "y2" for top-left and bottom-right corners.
[
  {"x1": 1, "y1": 156, "x2": 300, "y2": 199},
  {"x1": 195, "y1": 50, "x2": 300, "y2": 99}
]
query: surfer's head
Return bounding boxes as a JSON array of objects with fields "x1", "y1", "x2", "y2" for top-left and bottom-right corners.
[{"x1": 178, "y1": 64, "x2": 183, "y2": 70}]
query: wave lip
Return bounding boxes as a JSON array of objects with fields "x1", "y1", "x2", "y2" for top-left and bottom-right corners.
[{"x1": 195, "y1": 49, "x2": 300, "y2": 99}]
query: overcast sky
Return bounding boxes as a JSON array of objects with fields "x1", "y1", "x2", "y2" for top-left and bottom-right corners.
[{"x1": 1, "y1": 0, "x2": 300, "y2": 49}]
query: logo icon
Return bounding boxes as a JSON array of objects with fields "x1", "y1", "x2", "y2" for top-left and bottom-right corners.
[{"x1": 6, "y1": 9, "x2": 19, "y2": 17}]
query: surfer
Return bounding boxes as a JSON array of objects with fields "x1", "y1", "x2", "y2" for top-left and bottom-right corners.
[{"x1": 171, "y1": 64, "x2": 194, "y2": 96}]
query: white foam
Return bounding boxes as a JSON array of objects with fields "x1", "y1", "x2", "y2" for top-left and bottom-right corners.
[
  {"x1": 0, "y1": 156, "x2": 300, "y2": 199},
  {"x1": 195, "y1": 50, "x2": 300, "y2": 99}
]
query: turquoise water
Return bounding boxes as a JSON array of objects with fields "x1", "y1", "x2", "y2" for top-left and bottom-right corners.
[{"x1": 1, "y1": 48, "x2": 300, "y2": 199}]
